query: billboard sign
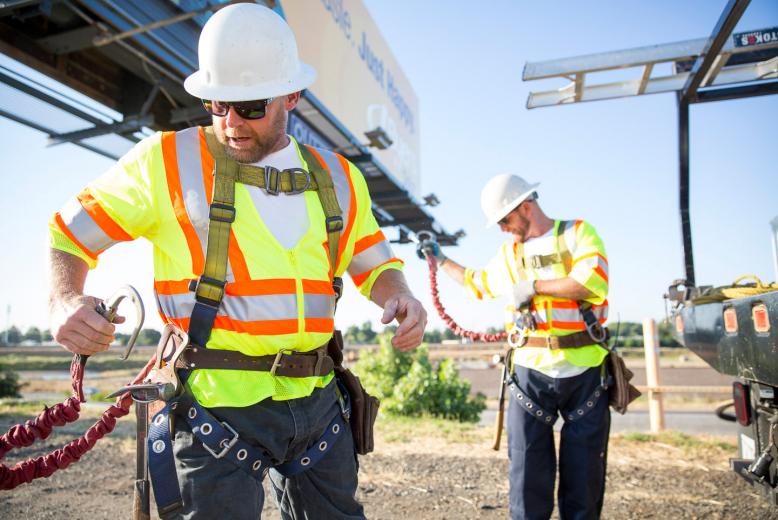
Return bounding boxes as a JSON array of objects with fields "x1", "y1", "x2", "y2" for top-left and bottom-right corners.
[{"x1": 280, "y1": 0, "x2": 421, "y2": 196}]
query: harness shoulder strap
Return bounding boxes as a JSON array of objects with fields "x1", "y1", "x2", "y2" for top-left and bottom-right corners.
[
  {"x1": 187, "y1": 128, "x2": 237, "y2": 347},
  {"x1": 297, "y1": 144, "x2": 344, "y2": 278},
  {"x1": 556, "y1": 219, "x2": 574, "y2": 275}
]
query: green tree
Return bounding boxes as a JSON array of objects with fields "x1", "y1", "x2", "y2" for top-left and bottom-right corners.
[
  {"x1": 343, "y1": 324, "x2": 361, "y2": 345},
  {"x1": 137, "y1": 328, "x2": 162, "y2": 346},
  {"x1": 423, "y1": 328, "x2": 442, "y2": 344},
  {"x1": 23, "y1": 326, "x2": 42, "y2": 344},
  {"x1": 0, "y1": 326, "x2": 22, "y2": 346},
  {"x1": 359, "y1": 321, "x2": 376, "y2": 344}
]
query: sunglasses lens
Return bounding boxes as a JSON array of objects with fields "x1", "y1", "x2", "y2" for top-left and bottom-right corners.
[
  {"x1": 202, "y1": 100, "x2": 229, "y2": 116},
  {"x1": 233, "y1": 99, "x2": 269, "y2": 120}
]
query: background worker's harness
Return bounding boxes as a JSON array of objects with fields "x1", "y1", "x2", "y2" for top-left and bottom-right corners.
[
  {"x1": 420, "y1": 221, "x2": 639, "y2": 449},
  {"x1": 136, "y1": 129, "x2": 377, "y2": 518}
]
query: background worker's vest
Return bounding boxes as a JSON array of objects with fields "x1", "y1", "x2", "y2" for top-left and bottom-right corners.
[{"x1": 505, "y1": 220, "x2": 608, "y2": 369}]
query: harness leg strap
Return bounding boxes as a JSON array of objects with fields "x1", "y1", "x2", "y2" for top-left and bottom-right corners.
[{"x1": 506, "y1": 373, "x2": 558, "y2": 426}]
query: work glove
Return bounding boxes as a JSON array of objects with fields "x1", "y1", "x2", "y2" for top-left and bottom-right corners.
[
  {"x1": 416, "y1": 239, "x2": 447, "y2": 265},
  {"x1": 512, "y1": 280, "x2": 536, "y2": 309}
]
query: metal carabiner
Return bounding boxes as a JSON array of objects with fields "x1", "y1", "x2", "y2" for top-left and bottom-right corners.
[
  {"x1": 414, "y1": 229, "x2": 437, "y2": 244},
  {"x1": 96, "y1": 285, "x2": 145, "y2": 360},
  {"x1": 507, "y1": 323, "x2": 528, "y2": 348}
]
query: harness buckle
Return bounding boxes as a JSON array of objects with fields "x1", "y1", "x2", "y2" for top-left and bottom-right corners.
[
  {"x1": 203, "y1": 421, "x2": 239, "y2": 459},
  {"x1": 325, "y1": 215, "x2": 344, "y2": 232},
  {"x1": 189, "y1": 276, "x2": 226, "y2": 308},
  {"x1": 286, "y1": 168, "x2": 311, "y2": 195},
  {"x1": 209, "y1": 203, "x2": 236, "y2": 223},
  {"x1": 264, "y1": 166, "x2": 280, "y2": 196}
]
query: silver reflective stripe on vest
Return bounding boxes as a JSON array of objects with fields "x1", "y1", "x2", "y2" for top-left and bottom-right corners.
[
  {"x1": 59, "y1": 197, "x2": 120, "y2": 254},
  {"x1": 348, "y1": 239, "x2": 393, "y2": 277},
  {"x1": 157, "y1": 292, "x2": 298, "y2": 322},
  {"x1": 176, "y1": 127, "x2": 209, "y2": 256},
  {"x1": 305, "y1": 293, "x2": 336, "y2": 319}
]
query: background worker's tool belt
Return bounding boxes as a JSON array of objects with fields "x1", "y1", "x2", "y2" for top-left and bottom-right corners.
[
  {"x1": 327, "y1": 330, "x2": 379, "y2": 455},
  {"x1": 177, "y1": 345, "x2": 334, "y2": 377},
  {"x1": 520, "y1": 330, "x2": 604, "y2": 349},
  {"x1": 607, "y1": 351, "x2": 641, "y2": 414}
]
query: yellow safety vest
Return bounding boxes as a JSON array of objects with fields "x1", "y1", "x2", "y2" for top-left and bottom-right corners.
[
  {"x1": 464, "y1": 219, "x2": 609, "y2": 370},
  {"x1": 50, "y1": 127, "x2": 403, "y2": 406}
]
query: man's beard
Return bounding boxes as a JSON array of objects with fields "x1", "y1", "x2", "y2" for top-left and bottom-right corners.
[{"x1": 216, "y1": 109, "x2": 287, "y2": 164}]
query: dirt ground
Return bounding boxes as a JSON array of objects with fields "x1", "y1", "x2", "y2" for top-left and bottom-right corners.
[{"x1": 1, "y1": 407, "x2": 777, "y2": 520}]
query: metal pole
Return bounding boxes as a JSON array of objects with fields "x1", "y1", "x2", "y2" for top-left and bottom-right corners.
[
  {"x1": 771, "y1": 216, "x2": 778, "y2": 282},
  {"x1": 677, "y1": 97, "x2": 695, "y2": 287},
  {"x1": 643, "y1": 318, "x2": 665, "y2": 433}
]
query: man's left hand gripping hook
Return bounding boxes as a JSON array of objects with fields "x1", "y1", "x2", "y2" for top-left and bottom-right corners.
[{"x1": 71, "y1": 285, "x2": 145, "y2": 402}]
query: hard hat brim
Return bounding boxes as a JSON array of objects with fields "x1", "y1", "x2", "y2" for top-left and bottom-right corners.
[
  {"x1": 485, "y1": 182, "x2": 540, "y2": 228},
  {"x1": 184, "y1": 63, "x2": 317, "y2": 101}
]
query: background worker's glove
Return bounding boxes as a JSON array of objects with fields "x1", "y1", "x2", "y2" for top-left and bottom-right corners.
[
  {"x1": 512, "y1": 280, "x2": 536, "y2": 308},
  {"x1": 416, "y1": 239, "x2": 447, "y2": 265}
]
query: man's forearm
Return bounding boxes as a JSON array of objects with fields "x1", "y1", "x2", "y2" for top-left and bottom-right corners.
[
  {"x1": 49, "y1": 248, "x2": 89, "y2": 309},
  {"x1": 439, "y1": 258, "x2": 466, "y2": 285},
  {"x1": 370, "y1": 268, "x2": 412, "y2": 307},
  {"x1": 534, "y1": 277, "x2": 596, "y2": 301}
]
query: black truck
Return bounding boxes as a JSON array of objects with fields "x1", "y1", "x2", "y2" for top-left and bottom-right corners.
[{"x1": 667, "y1": 279, "x2": 778, "y2": 504}]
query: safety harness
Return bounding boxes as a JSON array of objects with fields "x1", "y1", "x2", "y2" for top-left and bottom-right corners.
[{"x1": 147, "y1": 129, "x2": 351, "y2": 517}]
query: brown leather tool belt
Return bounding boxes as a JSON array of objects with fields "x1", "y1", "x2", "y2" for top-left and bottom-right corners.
[
  {"x1": 521, "y1": 330, "x2": 606, "y2": 349},
  {"x1": 176, "y1": 344, "x2": 334, "y2": 378}
]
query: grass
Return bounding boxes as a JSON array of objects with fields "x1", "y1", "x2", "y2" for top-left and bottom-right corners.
[
  {"x1": 0, "y1": 354, "x2": 150, "y2": 371},
  {"x1": 619, "y1": 430, "x2": 736, "y2": 452},
  {"x1": 376, "y1": 412, "x2": 487, "y2": 445}
]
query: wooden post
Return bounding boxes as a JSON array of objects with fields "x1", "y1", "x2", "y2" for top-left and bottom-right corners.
[{"x1": 643, "y1": 318, "x2": 665, "y2": 432}]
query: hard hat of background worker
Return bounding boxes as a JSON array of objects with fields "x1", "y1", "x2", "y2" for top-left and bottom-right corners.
[
  {"x1": 184, "y1": 3, "x2": 316, "y2": 102},
  {"x1": 481, "y1": 173, "x2": 540, "y2": 228}
]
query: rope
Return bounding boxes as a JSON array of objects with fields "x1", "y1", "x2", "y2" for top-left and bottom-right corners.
[
  {"x1": 0, "y1": 354, "x2": 156, "y2": 490},
  {"x1": 427, "y1": 255, "x2": 508, "y2": 342},
  {"x1": 692, "y1": 274, "x2": 778, "y2": 305}
]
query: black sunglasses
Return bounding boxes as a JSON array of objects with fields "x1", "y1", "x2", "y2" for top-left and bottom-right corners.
[{"x1": 202, "y1": 98, "x2": 274, "y2": 120}]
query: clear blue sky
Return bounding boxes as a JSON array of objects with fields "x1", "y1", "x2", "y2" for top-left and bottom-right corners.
[{"x1": 1, "y1": 0, "x2": 777, "y2": 337}]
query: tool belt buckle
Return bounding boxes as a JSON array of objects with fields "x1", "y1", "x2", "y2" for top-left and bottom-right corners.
[
  {"x1": 270, "y1": 349, "x2": 292, "y2": 376},
  {"x1": 203, "y1": 421, "x2": 239, "y2": 459}
]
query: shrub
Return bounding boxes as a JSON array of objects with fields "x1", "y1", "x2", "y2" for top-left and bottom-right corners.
[
  {"x1": 0, "y1": 366, "x2": 22, "y2": 398},
  {"x1": 353, "y1": 334, "x2": 486, "y2": 423}
]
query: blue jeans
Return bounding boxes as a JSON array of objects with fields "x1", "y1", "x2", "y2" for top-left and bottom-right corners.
[
  {"x1": 171, "y1": 379, "x2": 365, "y2": 519},
  {"x1": 508, "y1": 365, "x2": 610, "y2": 520}
]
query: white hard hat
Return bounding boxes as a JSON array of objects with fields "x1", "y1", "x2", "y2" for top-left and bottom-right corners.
[
  {"x1": 480, "y1": 174, "x2": 540, "y2": 228},
  {"x1": 184, "y1": 4, "x2": 316, "y2": 101}
]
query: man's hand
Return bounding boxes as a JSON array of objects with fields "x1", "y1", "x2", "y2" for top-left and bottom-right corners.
[
  {"x1": 50, "y1": 294, "x2": 122, "y2": 356},
  {"x1": 512, "y1": 280, "x2": 536, "y2": 309},
  {"x1": 381, "y1": 292, "x2": 427, "y2": 352}
]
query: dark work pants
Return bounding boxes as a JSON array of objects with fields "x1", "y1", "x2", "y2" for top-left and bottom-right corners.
[
  {"x1": 507, "y1": 365, "x2": 610, "y2": 520},
  {"x1": 171, "y1": 379, "x2": 365, "y2": 519}
]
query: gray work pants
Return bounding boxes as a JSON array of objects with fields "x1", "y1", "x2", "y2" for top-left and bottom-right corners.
[{"x1": 171, "y1": 379, "x2": 365, "y2": 519}]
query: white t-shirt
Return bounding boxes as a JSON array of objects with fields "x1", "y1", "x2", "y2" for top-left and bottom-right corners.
[{"x1": 246, "y1": 139, "x2": 308, "y2": 249}]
